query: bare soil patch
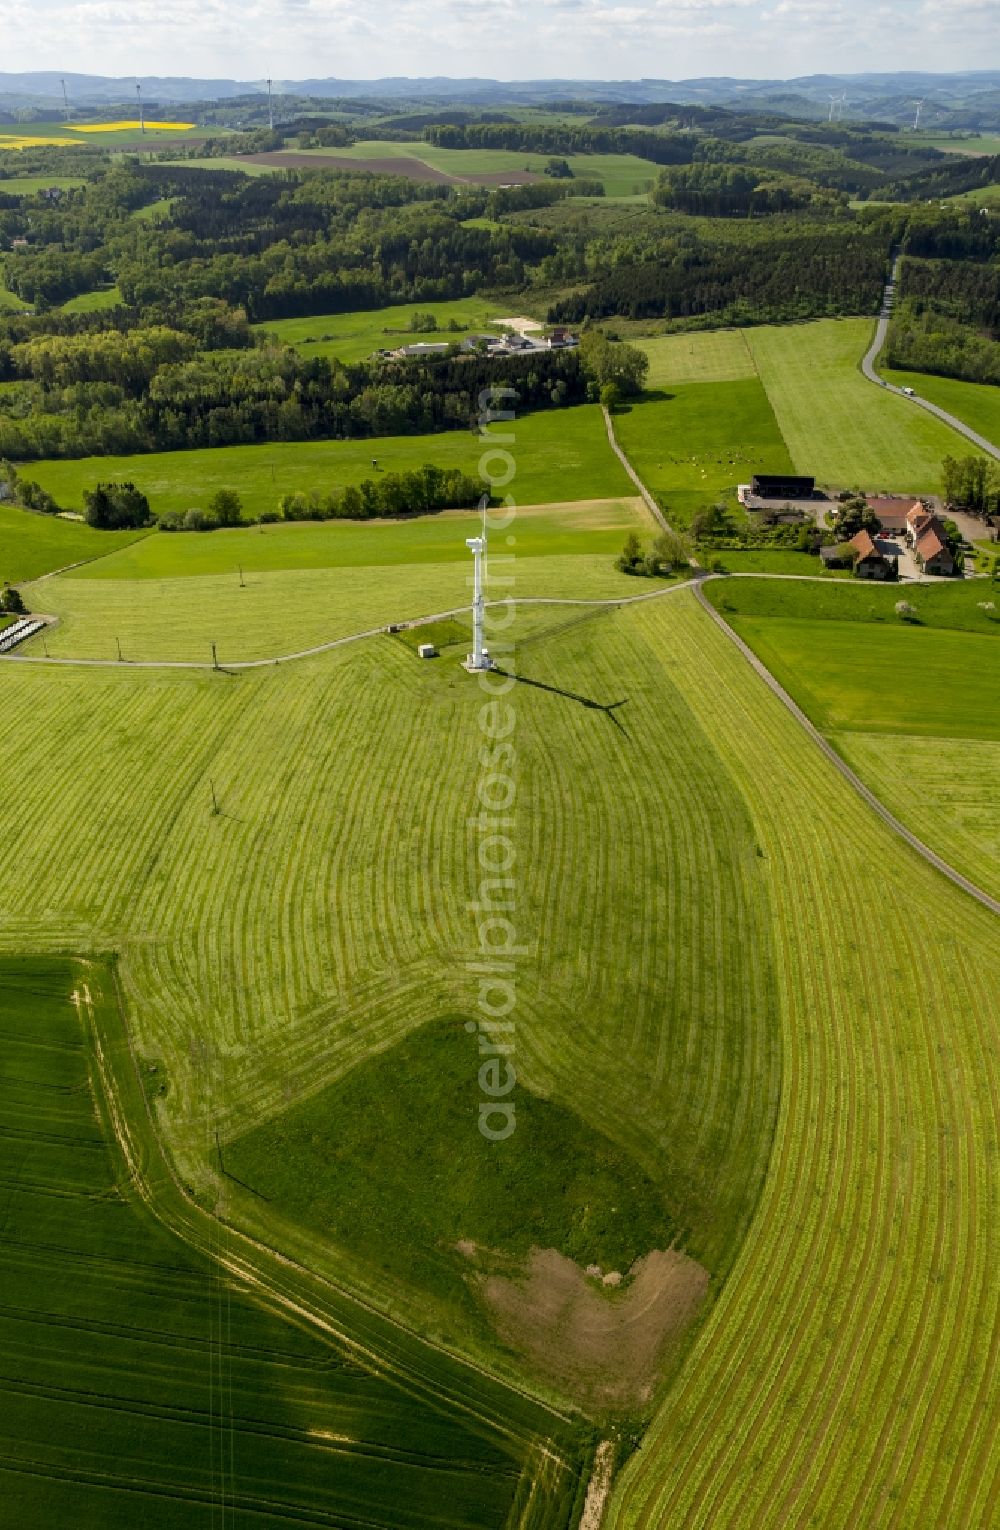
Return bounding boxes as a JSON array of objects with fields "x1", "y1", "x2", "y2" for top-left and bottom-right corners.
[{"x1": 482, "y1": 1247, "x2": 709, "y2": 1407}]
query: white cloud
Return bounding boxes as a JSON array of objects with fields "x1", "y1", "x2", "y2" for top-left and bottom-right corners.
[{"x1": 0, "y1": 0, "x2": 990, "y2": 80}]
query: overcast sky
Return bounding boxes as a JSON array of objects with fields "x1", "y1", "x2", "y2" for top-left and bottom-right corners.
[{"x1": 3, "y1": 0, "x2": 997, "y2": 83}]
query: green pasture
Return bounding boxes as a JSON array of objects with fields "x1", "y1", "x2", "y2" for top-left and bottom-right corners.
[
  {"x1": 0, "y1": 502, "x2": 146, "y2": 583},
  {"x1": 3, "y1": 591, "x2": 998, "y2": 1523},
  {"x1": 705, "y1": 571, "x2": 1000, "y2": 634},
  {"x1": 21, "y1": 554, "x2": 640, "y2": 662},
  {"x1": 635, "y1": 330, "x2": 755, "y2": 388},
  {"x1": 71, "y1": 497, "x2": 648, "y2": 580},
  {"x1": 256, "y1": 296, "x2": 507, "y2": 363},
  {"x1": 61, "y1": 284, "x2": 123, "y2": 312},
  {"x1": 746, "y1": 318, "x2": 970, "y2": 490},
  {"x1": 130, "y1": 196, "x2": 175, "y2": 223},
  {"x1": 702, "y1": 571, "x2": 1000, "y2": 897},
  {"x1": 727, "y1": 615, "x2": 1000, "y2": 739},
  {"x1": 834, "y1": 732, "x2": 1000, "y2": 901},
  {"x1": 0, "y1": 276, "x2": 28, "y2": 311},
  {"x1": 613, "y1": 379, "x2": 794, "y2": 527},
  {"x1": 298, "y1": 140, "x2": 660, "y2": 195},
  {"x1": 0, "y1": 955, "x2": 574, "y2": 1527},
  {"x1": 229, "y1": 1016, "x2": 676, "y2": 1346},
  {"x1": 0, "y1": 174, "x2": 87, "y2": 193},
  {"x1": 905, "y1": 131, "x2": 1000, "y2": 156},
  {"x1": 1, "y1": 599, "x2": 784, "y2": 1405},
  {"x1": 24, "y1": 404, "x2": 631, "y2": 520},
  {"x1": 707, "y1": 549, "x2": 845, "y2": 576},
  {"x1": 882, "y1": 367, "x2": 1000, "y2": 444}
]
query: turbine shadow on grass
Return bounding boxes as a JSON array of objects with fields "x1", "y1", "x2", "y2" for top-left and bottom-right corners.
[{"x1": 489, "y1": 668, "x2": 631, "y2": 737}]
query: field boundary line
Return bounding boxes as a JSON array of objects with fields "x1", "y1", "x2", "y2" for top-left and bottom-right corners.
[
  {"x1": 601, "y1": 405, "x2": 670, "y2": 531},
  {"x1": 693, "y1": 581, "x2": 1000, "y2": 917}
]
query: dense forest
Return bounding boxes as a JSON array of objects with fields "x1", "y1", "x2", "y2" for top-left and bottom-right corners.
[
  {"x1": 0, "y1": 96, "x2": 996, "y2": 469},
  {"x1": 886, "y1": 217, "x2": 1000, "y2": 384}
]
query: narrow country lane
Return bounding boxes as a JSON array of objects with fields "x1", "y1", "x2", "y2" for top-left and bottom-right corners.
[{"x1": 862, "y1": 254, "x2": 1000, "y2": 460}]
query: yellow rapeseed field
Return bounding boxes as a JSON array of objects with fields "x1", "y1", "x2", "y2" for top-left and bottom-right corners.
[
  {"x1": 0, "y1": 135, "x2": 78, "y2": 149},
  {"x1": 72, "y1": 120, "x2": 196, "y2": 133}
]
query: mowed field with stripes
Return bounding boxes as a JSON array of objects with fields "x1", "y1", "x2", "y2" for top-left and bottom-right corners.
[{"x1": 1, "y1": 583, "x2": 998, "y2": 1522}]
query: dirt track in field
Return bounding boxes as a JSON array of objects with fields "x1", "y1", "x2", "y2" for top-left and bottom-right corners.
[
  {"x1": 233, "y1": 152, "x2": 542, "y2": 186},
  {"x1": 484, "y1": 1247, "x2": 709, "y2": 1407}
]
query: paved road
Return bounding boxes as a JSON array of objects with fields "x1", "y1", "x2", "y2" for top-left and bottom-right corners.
[
  {"x1": 694, "y1": 581, "x2": 1000, "y2": 918},
  {"x1": 862, "y1": 255, "x2": 1000, "y2": 462}
]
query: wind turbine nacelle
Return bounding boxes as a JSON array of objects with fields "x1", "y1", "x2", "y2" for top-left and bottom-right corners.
[{"x1": 466, "y1": 537, "x2": 486, "y2": 554}]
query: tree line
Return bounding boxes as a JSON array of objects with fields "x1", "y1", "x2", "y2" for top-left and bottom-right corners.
[{"x1": 0, "y1": 344, "x2": 589, "y2": 462}]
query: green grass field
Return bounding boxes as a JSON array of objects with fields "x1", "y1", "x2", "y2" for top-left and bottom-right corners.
[
  {"x1": 726, "y1": 616, "x2": 1000, "y2": 738},
  {"x1": 705, "y1": 572, "x2": 1000, "y2": 634},
  {"x1": 2, "y1": 591, "x2": 998, "y2": 1523},
  {"x1": 882, "y1": 367, "x2": 1000, "y2": 444},
  {"x1": 0, "y1": 599, "x2": 784, "y2": 1404},
  {"x1": 0, "y1": 502, "x2": 147, "y2": 582},
  {"x1": 905, "y1": 131, "x2": 1000, "y2": 156},
  {"x1": 228, "y1": 1016, "x2": 679, "y2": 1357},
  {"x1": 835, "y1": 732, "x2": 1000, "y2": 901},
  {"x1": 255, "y1": 296, "x2": 510, "y2": 363},
  {"x1": 745, "y1": 319, "x2": 969, "y2": 490},
  {"x1": 24, "y1": 404, "x2": 631, "y2": 521},
  {"x1": 635, "y1": 330, "x2": 756, "y2": 387},
  {"x1": 0, "y1": 174, "x2": 87, "y2": 193},
  {"x1": 0, "y1": 955, "x2": 583, "y2": 1526},
  {"x1": 0, "y1": 276, "x2": 28, "y2": 311},
  {"x1": 68, "y1": 497, "x2": 648, "y2": 580},
  {"x1": 238, "y1": 140, "x2": 660, "y2": 196},
  {"x1": 706, "y1": 549, "x2": 847, "y2": 576},
  {"x1": 61, "y1": 284, "x2": 123, "y2": 312},
  {"x1": 21, "y1": 554, "x2": 640, "y2": 662},
  {"x1": 613, "y1": 379, "x2": 794, "y2": 527},
  {"x1": 703, "y1": 574, "x2": 1000, "y2": 896}
]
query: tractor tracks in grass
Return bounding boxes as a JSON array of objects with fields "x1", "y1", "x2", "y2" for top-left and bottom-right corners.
[
  {"x1": 693, "y1": 580, "x2": 1000, "y2": 918},
  {"x1": 81, "y1": 965, "x2": 587, "y2": 1494}
]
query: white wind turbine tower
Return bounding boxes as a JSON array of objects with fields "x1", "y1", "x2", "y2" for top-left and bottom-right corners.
[
  {"x1": 136, "y1": 80, "x2": 145, "y2": 134},
  {"x1": 61, "y1": 79, "x2": 70, "y2": 122},
  {"x1": 267, "y1": 77, "x2": 274, "y2": 131},
  {"x1": 464, "y1": 495, "x2": 492, "y2": 672},
  {"x1": 828, "y1": 93, "x2": 838, "y2": 123},
  {"x1": 913, "y1": 99, "x2": 925, "y2": 131}
]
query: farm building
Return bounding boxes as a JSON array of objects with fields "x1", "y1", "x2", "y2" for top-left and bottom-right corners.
[
  {"x1": 849, "y1": 530, "x2": 898, "y2": 580},
  {"x1": 913, "y1": 526, "x2": 956, "y2": 576},
  {"x1": 866, "y1": 496, "x2": 915, "y2": 535},
  {"x1": 751, "y1": 473, "x2": 815, "y2": 499},
  {"x1": 819, "y1": 542, "x2": 855, "y2": 570}
]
